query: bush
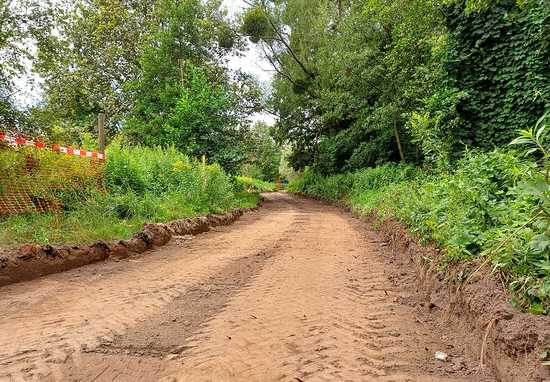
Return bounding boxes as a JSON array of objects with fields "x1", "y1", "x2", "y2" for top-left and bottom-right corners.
[
  {"x1": 0, "y1": 144, "x2": 259, "y2": 246},
  {"x1": 385, "y1": 151, "x2": 533, "y2": 258},
  {"x1": 235, "y1": 176, "x2": 276, "y2": 193},
  {"x1": 288, "y1": 164, "x2": 422, "y2": 204},
  {"x1": 290, "y1": 150, "x2": 549, "y2": 314}
]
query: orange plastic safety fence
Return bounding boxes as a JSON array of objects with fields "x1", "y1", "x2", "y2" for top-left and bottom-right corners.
[{"x1": 0, "y1": 145, "x2": 104, "y2": 215}]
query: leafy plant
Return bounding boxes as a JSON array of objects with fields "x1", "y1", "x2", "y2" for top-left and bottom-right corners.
[
  {"x1": 236, "y1": 176, "x2": 276, "y2": 193},
  {"x1": 0, "y1": 143, "x2": 261, "y2": 247},
  {"x1": 493, "y1": 111, "x2": 550, "y2": 313}
]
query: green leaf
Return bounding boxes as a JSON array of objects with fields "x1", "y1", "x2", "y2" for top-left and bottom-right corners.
[
  {"x1": 537, "y1": 260, "x2": 550, "y2": 273},
  {"x1": 518, "y1": 178, "x2": 548, "y2": 196},
  {"x1": 528, "y1": 303, "x2": 545, "y2": 315},
  {"x1": 535, "y1": 112, "x2": 549, "y2": 129},
  {"x1": 510, "y1": 137, "x2": 532, "y2": 145},
  {"x1": 535, "y1": 124, "x2": 546, "y2": 141}
]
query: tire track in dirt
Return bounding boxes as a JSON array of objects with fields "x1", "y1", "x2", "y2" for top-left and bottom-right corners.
[
  {"x1": 1, "y1": 194, "x2": 494, "y2": 381},
  {"x1": 0, "y1": 194, "x2": 300, "y2": 381},
  {"x1": 156, "y1": 200, "x2": 478, "y2": 382}
]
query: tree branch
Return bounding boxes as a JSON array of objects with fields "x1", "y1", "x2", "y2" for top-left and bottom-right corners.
[
  {"x1": 260, "y1": 42, "x2": 298, "y2": 86},
  {"x1": 265, "y1": 16, "x2": 314, "y2": 79}
]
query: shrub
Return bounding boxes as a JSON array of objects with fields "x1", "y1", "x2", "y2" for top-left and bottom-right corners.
[
  {"x1": 384, "y1": 151, "x2": 532, "y2": 258},
  {"x1": 236, "y1": 176, "x2": 276, "y2": 193},
  {"x1": 288, "y1": 164, "x2": 422, "y2": 205},
  {"x1": 289, "y1": 149, "x2": 549, "y2": 314},
  {"x1": 0, "y1": 144, "x2": 258, "y2": 246}
]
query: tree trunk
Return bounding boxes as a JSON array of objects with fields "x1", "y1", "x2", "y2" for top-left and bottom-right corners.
[
  {"x1": 98, "y1": 112, "x2": 106, "y2": 154},
  {"x1": 394, "y1": 119, "x2": 405, "y2": 162}
]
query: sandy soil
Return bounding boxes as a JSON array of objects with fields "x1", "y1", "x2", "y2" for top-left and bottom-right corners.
[{"x1": 0, "y1": 193, "x2": 497, "y2": 381}]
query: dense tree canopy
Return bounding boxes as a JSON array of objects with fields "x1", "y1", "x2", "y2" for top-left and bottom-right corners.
[
  {"x1": 2, "y1": 0, "x2": 549, "y2": 177},
  {"x1": 243, "y1": 0, "x2": 550, "y2": 173},
  {"x1": 0, "y1": 0, "x2": 52, "y2": 131},
  {"x1": 121, "y1": 0, "x2": 259, "y2": 172},
  {"x1": 3, "y1": 0, "x2": 267, "y2": 174}
]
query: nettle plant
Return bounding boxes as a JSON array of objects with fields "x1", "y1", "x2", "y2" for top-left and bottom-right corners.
[
  {"x1": 506, "y1": 111, "x2": 550, "y2": 313},
  {"x1": 510, "y1": 111, "x2": 550, "y2": 232}
]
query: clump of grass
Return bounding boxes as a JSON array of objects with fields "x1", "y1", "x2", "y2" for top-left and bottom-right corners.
[
  {"x1": 235, "y1": 176, "x2": 276, "y2": 192},
  {"x1": 0, "y1": 143, "x2": 261, "y2": 247},
  {"x1": 288, "y1": 150, "x2": 549, "y2": 315}
]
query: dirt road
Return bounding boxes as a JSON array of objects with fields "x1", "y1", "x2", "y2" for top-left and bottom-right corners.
[{"x1": 0, "y1": 193, "x2": 493, "y2": 381}]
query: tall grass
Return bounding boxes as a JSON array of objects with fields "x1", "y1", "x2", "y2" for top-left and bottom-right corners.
[
  {"x1": 235, "y1": 176, "x2": 276, "y2": 193},
  {"x1": 288, "y1": 151, "x2": 549, "y2": 314},
  {"x1": 0, "y1": 143, "x2": 259, "y2": 246}
]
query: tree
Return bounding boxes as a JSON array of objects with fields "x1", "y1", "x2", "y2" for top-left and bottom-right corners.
[
  {"x1": 123, "y1": 0, "x2": 261, "y2": 173},
  {"x1": 33, "y1": 0, "x2": 158, "y2": 141},
  {"x1": 242, "y1": 0, "x2": 444, "y2": 174},
  {"x1": 240, "y1": 121, "x2": 281, "y2": 181},
  {"x1": 32, "y1": 0, "x2": 261, "y2": 160},
  {"x1": 0, "y1": 0, "x2": 52, "y2": 132}
]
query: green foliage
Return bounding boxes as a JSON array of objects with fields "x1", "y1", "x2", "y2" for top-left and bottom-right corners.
[
  {"x1": 241, "y1": 6, "x2": 273, "y2": 43},
  {"x1": 409, "y1": 88, "x2": 468, "y2": 169},
  {"x1": 416, "y1": 0, "x2": 550, "y2": 162},
  {"x1": 239, "y1": 122, "x2": 281, "y2": 181},
  {"x1": 33, "y1": 0, "x2": 158, "y2": 138},
  {"x1": 388, "y1": 151, "x2": 533, "y2": 260},
  {"x1": 0, "y1": 0, "x2": 273, "y2": 246},
  {"x1": 495, "y1": 111, "x2": 550, "y2": 313},
  {"x1": 0, "y1": 146, "x2": 101, "y2": 205},
  {"x1": 249, "y1": 0, "x2": 445, "y2": 172},
  {"x1": 287, "y1": 168, "x2": 352, "y2": 200},
  {"x1": 0, "y1": 0, "x2": 52, "y2": 132},
  {"x1": 235, "y1": 176, "x2": 276, "y2": 193},
  {"x1": 105, "y1": 142, "x2": 236, "y2": 213},
  {"x1": 246, "y1": 0, "x2": 549, "y2": 173},
  {"x1": 278, "y1": 146, "x2": 300, "y2": 182},
  {"x1": 29, "y1": 0, "x2": 259, "y2": 158},
  {"x1": 288, "y1": 163, "x2": 421, "y2": 202},
  {"x1": 290, "y1": 145, "x2": 549, "y2": 314},
  {"x1": 121, "y1": 0, "x2": 258, "y2": 173},
  {"x1": 0, "y1": 143, "x2": 259, "y2": 246},
  {"x1": 125, "y1": 64, "x2": 245, "y2": 173}
]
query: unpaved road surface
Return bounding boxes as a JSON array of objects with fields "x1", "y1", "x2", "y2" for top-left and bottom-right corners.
[{"x1": 0, "y1": 193, "x2": 494, "y2": 381}]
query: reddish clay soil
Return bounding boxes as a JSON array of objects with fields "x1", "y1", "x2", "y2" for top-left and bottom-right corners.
[
  {"x1": 0, "y1": 209, "x2": 249, "y2": 287},
  {"x1": 0, "y1": 193, "x2": 544, "y2": 381}
]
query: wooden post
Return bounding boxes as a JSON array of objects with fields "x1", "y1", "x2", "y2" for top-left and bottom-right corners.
[{"x1": 98, "y1": 112, "x2": 106, "y2": 155}]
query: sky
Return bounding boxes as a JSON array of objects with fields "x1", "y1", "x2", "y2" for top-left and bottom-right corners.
[
  {"x1": 222, "y1": 0, "x2": 276, "y2": 126},
  {"x1": 15, "y1": 0, "x2": 276, "y2": 126}
]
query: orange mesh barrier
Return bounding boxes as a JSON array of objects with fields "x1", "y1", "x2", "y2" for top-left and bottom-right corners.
[{"x1": 0, "y1": 137, "x2": 104, "y2": 215}]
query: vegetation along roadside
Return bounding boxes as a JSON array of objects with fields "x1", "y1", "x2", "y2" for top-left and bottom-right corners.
[
  {"x1": 0, "y1": 143, "x2": 263, "y2": 247},
  {"x1": 289, "y1": 113, "x2": 550, "y2": 315},
  {"x1": 1, "y1": 0, "x2": 549, "y2": 326}
]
